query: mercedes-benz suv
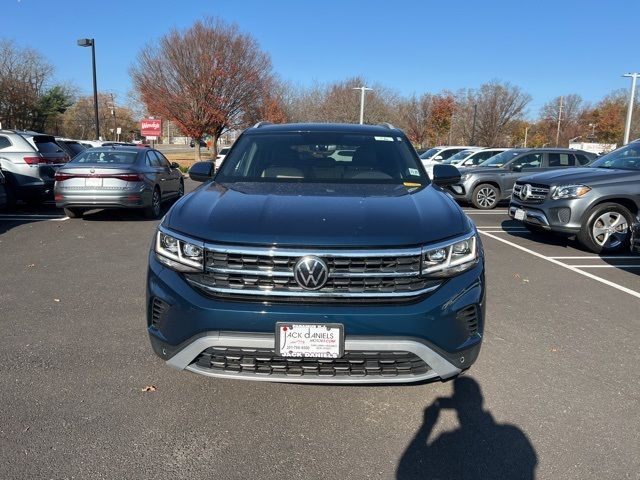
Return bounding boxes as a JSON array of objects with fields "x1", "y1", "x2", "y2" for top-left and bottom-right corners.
[{"x1": 147, "y1": 123, "x2": 485, "y2": 384}]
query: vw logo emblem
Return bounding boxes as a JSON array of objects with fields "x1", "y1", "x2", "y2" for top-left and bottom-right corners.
[
  {"x1": 90, "y1": 168, "x2": 95, "y2": 173},
  {"x1": 520, "y1": 184, "x2": 532, "y2": 201},
  {"x1": 293, "y1": 256, "x2": 329, "y2": 290}
]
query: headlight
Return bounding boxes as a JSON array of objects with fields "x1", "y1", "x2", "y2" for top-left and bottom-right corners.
[
  {"x1": 551, "y1": 184, "x2": 591, "y2": 200},
  {"x1": 155, "y1": 229, "x2": 204, "y2": 272},
  {"x1": 422, "y1": 233, "x2": 479, "y2": 277}
]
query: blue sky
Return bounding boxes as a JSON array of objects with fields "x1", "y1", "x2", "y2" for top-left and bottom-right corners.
[{"x1": 4, "y1": 0, "x2": 639, "y2": 116}]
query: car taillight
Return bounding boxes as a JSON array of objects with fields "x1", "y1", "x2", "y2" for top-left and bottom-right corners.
[
  {"x1": 112, "y1": 173, "x2": 143, "y2": 181},
  {"x1": 54, "y1": 173, "x2": 74, "y2": 181},
  {"x1": 24, "y1": 156, "x2": 45, "y2": 165}
]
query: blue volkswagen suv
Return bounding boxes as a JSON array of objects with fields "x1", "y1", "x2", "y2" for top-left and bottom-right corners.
[{"x1": 147, "y1": 123, "x2": 485, "y2": 384}]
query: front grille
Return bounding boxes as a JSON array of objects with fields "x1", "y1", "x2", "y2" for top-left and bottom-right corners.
[
  {"x1": 185, "y1": 243, "x2": 440, "y2": 302},
  {"x1": 456, "y1": 305, "x2": 479, "y2": 335},
  {"x1": 512, "y1": 183, "x2": 550, "y2": 204},
  {"x1": 193, "y1": 347, "x2": 431, "y2": 378}
]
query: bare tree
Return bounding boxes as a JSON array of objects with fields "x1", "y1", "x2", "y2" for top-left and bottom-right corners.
[
  {"x1": 392, "y1": 94, "x2": 432, "y2": 147},
  {"x1": 456, "y1": 81, "x2": 531, "y2": 146},
  {"x1": 0, "y1": 39, "x2": 55, "y2": 130},
  {"x1": 61, "y1": 94, "x2": 138, "y2": 141},
  {"x1": 131, "y1": 17, "x2": 272, "y2": 158}
]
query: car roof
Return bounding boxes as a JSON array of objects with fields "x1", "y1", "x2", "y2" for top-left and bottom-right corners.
[
  {"x1": 89, "y1": 146, "x2": 146, "y2": 153},
  {"x1": 245, "y1": 122, "x2": 403, "y2": 135}
]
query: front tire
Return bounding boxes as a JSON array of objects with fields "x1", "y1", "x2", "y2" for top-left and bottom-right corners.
[
  {"x1": 144, "y1": 187, "x2": 162, "y2": 219},
  {"x1": 577, "y1": 203, "x2": 634, "y2": 253},
  {"x1": 471, "y1": 184, "x2": 499, "y2": 210}
]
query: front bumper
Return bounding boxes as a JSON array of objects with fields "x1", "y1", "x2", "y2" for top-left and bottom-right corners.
[
  {"x1": 146, "y1": 251, "x2": 485, "y2": 384},
  {"x1": 509, "y1": 197, "x2": 588, "y2": 234}
]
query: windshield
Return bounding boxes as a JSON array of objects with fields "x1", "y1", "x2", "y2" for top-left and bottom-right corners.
[
  {"x1": 590, "y1": 143, "x2": 640, "y2": 171},
  {"x1": 419, "y1": 147, "x2": 441, "y2": 159},
  {"x1": 479, "y1": 149, "x2": 525, "y2": 167},
  {"x1": 71, "y1": 150, "x2": 138, "y2": 164},
  {"x1": 448, "y1": 150, "x2": 475, "y2": 161},
  {"x1": 216, "y1": 132, "x2": 428, "y2": 184}
]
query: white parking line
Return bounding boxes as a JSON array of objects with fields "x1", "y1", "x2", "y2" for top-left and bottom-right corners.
[
  {"x1": 479, "y1": 230, "x2": 640, "y2": 300},
  {"x1": 571, "y1": 265, "x2": 640, "y2": 269},
  {"x1": 0, "y1": 214, "x2": 68, "y2": 221},
  {"x1": 463, "y1": 211, "x2": 509, "y2": 215},
  {"x1": 550, "y1": 256, "x2": 639, "y2": 260}
]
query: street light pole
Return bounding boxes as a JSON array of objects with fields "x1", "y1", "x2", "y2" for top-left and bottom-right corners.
[
  {"x1": 622, "y1": 73, "x2": 639, "y2": 145},
  {"x1": 353, "y1": 86, "x2": 373, "y2": 124},
  {"x1": 77, "y1": 38, "x2": 100, "y2": 140}
]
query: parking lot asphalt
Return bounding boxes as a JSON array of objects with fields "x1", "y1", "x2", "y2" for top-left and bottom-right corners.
[{"x1": 1, "y1": 181, "x2": 639, "y2": 479}]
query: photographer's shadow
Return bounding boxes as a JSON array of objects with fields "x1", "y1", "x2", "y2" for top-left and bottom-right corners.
[{"x1": 397, "y1": 377, "x2": 537, "y2": 480}]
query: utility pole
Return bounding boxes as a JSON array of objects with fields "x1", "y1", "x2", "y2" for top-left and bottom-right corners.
[
  {"x1": 555, "y1": 96, "x2": 563, "y2": 147},
  {"x1": 109, "y1": 93, "x2": 116, "y2": 141},
  {"x1": 352, "y1": 86, "x2": 373, "y2": 124},
  {"x1": 623, "y1": 73, "x2": 639, "y2": 145},
  {"x1": 524, "y1": 126, "x2": 529, "y2": 148},
  {"x1": 470, "y1": 104, "x2": 478, "y2": 145}
]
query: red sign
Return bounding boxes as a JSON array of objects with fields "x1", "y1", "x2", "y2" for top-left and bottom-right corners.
[{"x1": 141, "y1": 118, "x2": 162, "y2": 137}]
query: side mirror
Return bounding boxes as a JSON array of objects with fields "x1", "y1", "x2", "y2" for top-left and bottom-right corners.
[
  {"x1": 511, "y1": 164, "x2": 523, "y2": 172},
  {"x1": 188, "y1": 161, "x2": 214, "y2": 182},
  {"x1": 171, "y1": 162, "x2": 180, "y2": 169},
  {"x1": 432, "y1": 164, "x2": 461, "y2": 186}
]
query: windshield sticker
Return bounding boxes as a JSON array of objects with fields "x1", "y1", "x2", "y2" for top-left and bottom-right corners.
[
  {"x1": 408, "y1": 168, "x2": 420, "y2": 176},
  {"x1": 374, "y1": 136, "x2": 394, "y2": 141}
]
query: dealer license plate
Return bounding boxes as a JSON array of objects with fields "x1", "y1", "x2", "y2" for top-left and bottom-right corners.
[
  {"x1": 514, "y1": 208, "x2": 526, "y2": 221},
  {"x1": 276, "y1": 323, "x2": 344, "y2": 358}
]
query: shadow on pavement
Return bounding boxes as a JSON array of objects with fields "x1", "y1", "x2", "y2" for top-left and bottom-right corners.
[
  {"x1": 0, "y1": 201, "x2": 64, "y2": 235},
  {"x1": 396, "y1": 377, "x2": 537, "y2": 480}
]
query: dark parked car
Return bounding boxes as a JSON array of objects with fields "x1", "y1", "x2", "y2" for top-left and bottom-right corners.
[
  {"x1": 631, "y1": 218, "x2": 640, "y2": 254},
  {"x1": 448, "y1": 148, "x2": 596, "y2": 209},
  {"x1": 55, "y1": 138, "x2": 87, "y2": 159},
  {"x1": 509, "y1": 140, "x2": 640, "y2": 253},
  {"x1": 0, "y1": 130, "x2": 70, "y2": 206},
  {"x1": 0, "y1": 170, "x2": 7, "y2": 209},
  {"x1": 54, "y1": 146, "x2": 183, "y2": 219},
  {"x1": 190, "y1": 138, "x2": 207, "y2": 148},
  {"x1": 148, "y1": 122, "x2": 485, "y2": 384}
]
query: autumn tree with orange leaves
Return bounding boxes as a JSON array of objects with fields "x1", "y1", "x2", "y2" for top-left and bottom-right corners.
[{"x1": 131, "y1": 18, "x2": 272, "y2": 158}]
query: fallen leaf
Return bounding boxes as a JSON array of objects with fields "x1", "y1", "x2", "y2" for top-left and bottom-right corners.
[
  {"x1": 27, "y1": 264, "x2": 35, "y2": 268},
  {"x1": 523, "y1": 279, "x2": 530, "y2": 283},
  {"x1": 550, "y1": 347, "x2": 558, "y2": 352},
  {"x1": 53, "y1": 299, "x2": 60, "y2": 303},
  {"x1": 142, "y1": 385, "x2": 157, "y2": 392}
]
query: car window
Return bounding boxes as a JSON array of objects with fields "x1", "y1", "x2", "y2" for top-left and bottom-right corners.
[
  {"x1": 72, "y1": 150, "x2": 138, "y2": 164},
  {"x1": 217, "y1": 132, "x2": 428, "y2": 184},
  {"x1": 440, "y1": 149, "x2": 462, "y2": 160},
  {"x1": 32, "y1": 136, "x2": 63, "y2": 154},
  {"x1": 576, "y1": 154, "x2": 591, "y2": 165},
  {"x1": 66, "y1": 142, "x2": 86, "y2": 156},
  {"x1": 155, "y1": 151, "x2": 171, "y2": 167},
  {"x1": 0, "y1": 136, "x2": 11, "y2": 149},
  {"x1": 419, "y1": 147, "x2": 441, "y2": 159},
  {"x1": 146, "y1": 151, "x2": 162, "y2": 167},
  {"x1": 547, "y1": 153, "x2": 575, "y2": 167},
  {"x1": 469, "y1": 150, "x2": 500, "y2": 165},
  {"x1": 511, "y1": 153, "x2": 542, "y2": 169}
]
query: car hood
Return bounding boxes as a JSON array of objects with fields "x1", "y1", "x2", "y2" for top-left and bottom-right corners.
[
  {"x1": 164, "y1": 182, "x2": 469, "y2": 247},
  {"x1": 519, "y1": 167, "x2": 639, "y2": 185},
  {"x1": 460, "y1": 166, "x2": 504, "y2": 175}
]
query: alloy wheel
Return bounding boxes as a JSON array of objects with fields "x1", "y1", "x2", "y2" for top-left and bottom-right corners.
[
  {"x1": 591, "y1": 211, "x2": 628, "y2": 248},
  {"x1": 476, "y1": 187, "x2": 497, "y2": 208}
]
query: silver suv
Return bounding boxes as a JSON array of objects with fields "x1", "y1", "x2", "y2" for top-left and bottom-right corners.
[{"x1": 0, "y1": 130, "x2": 70, "y2": 206}]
